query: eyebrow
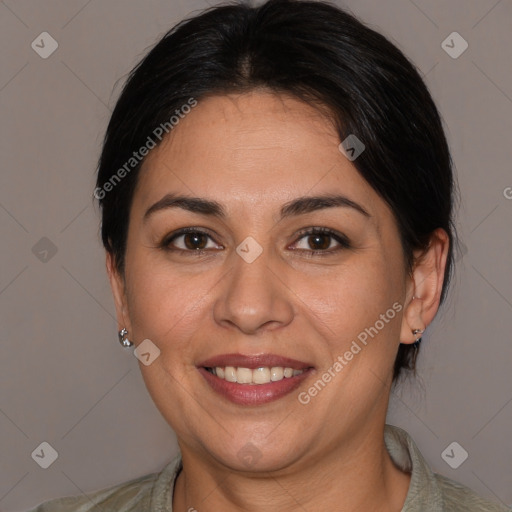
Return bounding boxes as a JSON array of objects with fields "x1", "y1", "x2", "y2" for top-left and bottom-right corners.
[{"x1": 143, "y1": 193, "x2": 370, "y2": 222}]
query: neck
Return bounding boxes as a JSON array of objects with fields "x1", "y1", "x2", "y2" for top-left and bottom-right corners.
[{"x1": 172, "y1": 423, "x2": 411, "y2": 512}]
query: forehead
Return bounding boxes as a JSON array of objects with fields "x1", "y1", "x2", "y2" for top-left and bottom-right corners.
[{"x1": 134, "y1": 91, "x2": 384, "y2": 222}]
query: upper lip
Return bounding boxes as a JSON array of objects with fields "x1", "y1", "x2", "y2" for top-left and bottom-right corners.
[{"x1": 198, "y1": 353, "x2": 313, "y2": 370}]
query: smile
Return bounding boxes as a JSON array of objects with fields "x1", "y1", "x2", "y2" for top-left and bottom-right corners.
[{"x1": 205, "y1": 366, "x2": 305, "y2": 385}]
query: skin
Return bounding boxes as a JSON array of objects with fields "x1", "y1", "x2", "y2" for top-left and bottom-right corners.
[{"x1": 107, "y1": 90, "x2": 449, "y2": 512}]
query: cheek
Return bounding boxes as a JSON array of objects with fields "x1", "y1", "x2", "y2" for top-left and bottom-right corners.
[
  {"x1": 302, "y1": 250, "x2": 404, "y2": 354},
  {"x1": 124, "y1": 254, "x2": 223, "y2": 352},
  {"x1": 123, "y1": 224, "x2": 406, "y2": 363}
]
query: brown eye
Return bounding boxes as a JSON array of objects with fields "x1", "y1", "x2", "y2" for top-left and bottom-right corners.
[
  {"x1": 307, "y1": 234, "x2": 332, "y2": 251},
  {"x1": 292, "y1": 227, "x2": 351, "y2": 255},
  {"x1": 182, "y1": 232, "x2": 208, "y2": 250},
  {"x1": 161, "y1": 228, "x2": 223, "y2": 254}
]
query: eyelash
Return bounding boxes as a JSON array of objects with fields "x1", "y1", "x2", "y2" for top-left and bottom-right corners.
[{"x1": 159, "y1": 226, "x2": 351, "y2": 257}]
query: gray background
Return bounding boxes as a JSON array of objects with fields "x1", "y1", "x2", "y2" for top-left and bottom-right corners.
[{"x1": 1, "y1": 0, "x2": 511, "y2": 510}]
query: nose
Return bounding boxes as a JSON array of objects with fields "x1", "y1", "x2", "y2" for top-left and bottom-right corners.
[{"x1": 213, "y1": 244, "x2": 294, "y2": 335}]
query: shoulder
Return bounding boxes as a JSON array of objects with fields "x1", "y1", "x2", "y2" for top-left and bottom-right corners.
[
  {"x1": 26, "y1": 468, "x2": 160, "y2": 511},
  {"x1": 27, "y1": 453, "x2": 183, "y2": 512},
  {"x1": 26, "y1": 472, "x2": 156, "y2": 511},
  {"x1": 433, "y1": 473, "x2": 510, "y2": 512},
  {"x1": 384, "y1": 424, "x2": 509, "y2": 512}
]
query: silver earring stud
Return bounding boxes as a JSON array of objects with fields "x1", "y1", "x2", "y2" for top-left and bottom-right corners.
[
  {"x1": 412, "y1": 328, "x2": 425, "y2": 347},
  {"x1": 118, "y1": 328, "x2": 133, "y2": 347}
]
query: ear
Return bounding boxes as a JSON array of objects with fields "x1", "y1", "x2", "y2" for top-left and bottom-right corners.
[
  {"x1": 106, "y1": 252, "x2": 131, "y2": 335},
  {"x1": 400, "y1": 228, "x2": 450, "y2": 344}
]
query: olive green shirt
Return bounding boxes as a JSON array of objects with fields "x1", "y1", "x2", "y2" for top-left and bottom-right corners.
[{"x1": 27, "y1": 425, "x2": 509, "y2": 511}]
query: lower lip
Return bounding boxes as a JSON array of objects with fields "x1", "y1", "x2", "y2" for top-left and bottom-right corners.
[{"x1": 198, "y1": 367, "x2": 313, "y2": 406}]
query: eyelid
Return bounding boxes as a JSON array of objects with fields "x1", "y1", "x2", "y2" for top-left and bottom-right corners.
[
  {"x1": 290, "y1": 227, "x2": 351, "y2": 252},
  {"x1": 160, "y1": 227, "x2": 224, "y2": 252},
  {"x1": 160, "y1": 226, "x2": 351, "y2": 255}
]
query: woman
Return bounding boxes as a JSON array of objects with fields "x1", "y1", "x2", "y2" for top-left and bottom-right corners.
[{"x1": 29, "y1": 0, "x2": 508, "y2": 510}]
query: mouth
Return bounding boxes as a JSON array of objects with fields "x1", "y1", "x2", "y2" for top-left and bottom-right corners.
[
  {"x1": 197, "y1": 353, "x2": 314, "y2": 405},
  {"x1": 203, "y1": 365, "x2": 307, "y2": 384}
]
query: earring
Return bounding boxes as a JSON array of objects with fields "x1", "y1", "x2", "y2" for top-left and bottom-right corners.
[
  {"x1": 412, "y1": 328, "x2": 425, "y2": 348},
  {"x1": 118, "y1": 328, "x2": 133, "y2": 347}
]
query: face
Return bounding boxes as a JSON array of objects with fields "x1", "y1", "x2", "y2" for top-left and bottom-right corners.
[{"x1": 109, "y1": 91, "x2": 418, "y2": 472}]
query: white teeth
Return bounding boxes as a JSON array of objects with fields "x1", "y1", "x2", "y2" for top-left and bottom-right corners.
[
  {"x1": 209, "y1": 366, "x2": 305, "y2": 385},
  {"x1": 253, "y1": 367, "x2": 271, "y2": 384},
  {"x1": 236, "y1": 367, "x2": 253, "y2": 384},
  {"x1": 270, "y1": 367, "x2": 284, "y2": 381},
  {"x1": 224, "y1": 366, "x2": 237, "y2": 382}
]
